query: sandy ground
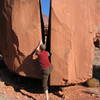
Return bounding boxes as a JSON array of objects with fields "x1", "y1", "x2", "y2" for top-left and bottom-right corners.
[
  {"x1": 0, "y1": 73, "x2": 100, "y2": 100},
  {"x1": 0, "y1": 48, "x2": 99, "y2": 100}
]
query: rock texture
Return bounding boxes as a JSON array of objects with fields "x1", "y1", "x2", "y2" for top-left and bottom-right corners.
[
  {"x1": 0, "y1": 0, "x2": 42, "y2": 78},
  {"x1": 50, "y1": 0, "x2": 96, "y2": 85},
  {"x1": 96, "y1": 0, "x2": 100, "y2": 30},
  {"x1": 0, "y1": 0, "x2": 98, "y2": 85}
]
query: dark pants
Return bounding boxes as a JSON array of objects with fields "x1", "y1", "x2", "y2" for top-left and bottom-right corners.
[{"x1": 42, "y1": 66, "x2": 53, "y2": 91}]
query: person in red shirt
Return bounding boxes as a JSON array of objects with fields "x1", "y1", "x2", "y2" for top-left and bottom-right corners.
[{"x1": 36, "y1": 43, "x2": 53, "y2": 100}]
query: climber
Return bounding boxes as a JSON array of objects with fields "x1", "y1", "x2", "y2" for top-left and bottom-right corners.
[{"x1": 35, "y1": 41, "x2": 53, "y2": 100}]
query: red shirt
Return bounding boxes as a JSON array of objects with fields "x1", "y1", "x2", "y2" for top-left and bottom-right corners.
[{"x1": 37, "y1": 50, "x2": 51, "y2": 70}]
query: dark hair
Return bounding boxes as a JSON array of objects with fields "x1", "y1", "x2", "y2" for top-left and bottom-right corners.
[{"x1": 40, "y1": 44, "x2": 46, "y2": 50}]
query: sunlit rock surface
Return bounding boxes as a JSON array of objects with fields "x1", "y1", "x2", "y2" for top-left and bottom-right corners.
[
  {"x1": 96, "y1": 0, "x2": 100, "y2": 28},
  {"x1": 50, "y1": 0, "x2": 96, "y2": 85}
]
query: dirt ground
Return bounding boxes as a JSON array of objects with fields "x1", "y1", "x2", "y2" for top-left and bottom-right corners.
[
  {"x1": 0, "y1": 70, "x2": 100, "y2": 100},
  {"x1": 0, "y1": 68, "x2": 100, "y2": 100},
  {"x1": 0, "y1": 48, "x2": 100, "y2": 100}
]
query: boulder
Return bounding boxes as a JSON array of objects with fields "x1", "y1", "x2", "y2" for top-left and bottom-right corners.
[
  {"x1": 50, "y1": 0, "x2": 96, "y2": 85},
  {"x1": 0, "y1": 0, "x2": 42, "y2": 78}
]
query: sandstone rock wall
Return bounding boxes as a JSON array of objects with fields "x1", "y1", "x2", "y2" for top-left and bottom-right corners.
[
  {"x1": 0, "y1": 0, "x2": 42, "y2": 78},
  {"x1": 96, "y1": 0, "x2": 100, "y2": 33},
  {"x1": 0, "y1": 0, "x2": 98, "y2": 85},
  {"x1": 50, "y1": 0, "x2": 96, "y2": 85}
]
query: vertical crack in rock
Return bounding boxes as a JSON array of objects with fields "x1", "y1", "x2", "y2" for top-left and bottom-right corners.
[
  {"x1": 0, "y1": 1, "x2": 2, "y2": 36},
  {"x1": 46, "y1": 0, "x2": 52, "y2": 61},
  {"x1": 45, "y1": 0, "x2": 52, "y2": 85},
  {"x1": 39, "y1": 0, "x2": 51, "y2": 59},
  {"x1": 39, "y1": 0, "x2": 45, "y2": 44}
]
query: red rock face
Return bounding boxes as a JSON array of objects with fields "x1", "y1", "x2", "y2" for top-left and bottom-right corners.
[
  {"x1": 0, "y1": 0, "x2": 97, "y2": 85},
  {"x1": 0, "y1": 0, "x2": 42, "y2": 78},
  {"x1": 96, "y1": 0, "x2": 100, "y2": 33},
  {"x1": 50, "y1": 0, "x2": 96, "y2": 85}
]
